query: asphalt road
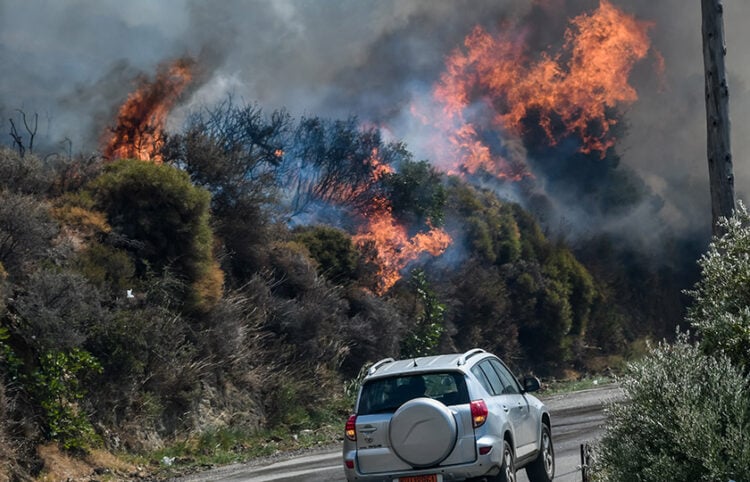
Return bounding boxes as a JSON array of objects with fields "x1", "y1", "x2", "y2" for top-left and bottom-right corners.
[{"x1": 176, "y1": 385, "x2": 622, "y2": 482}]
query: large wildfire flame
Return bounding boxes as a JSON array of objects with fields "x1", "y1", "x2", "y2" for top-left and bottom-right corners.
[
  {"x1": 100, "y1": 1, "x2": 656, "y2": 294},
  {"x1": 354, "y1": 197, "x2": 452, "y2": 295},
  {"x1": 103, "y1": 58, "x2": 193, "y2": 162},
  {"x1": 422, "y1": 0, "x2": 657, "y2": 179},
  {"x1": 350, "y1": 149, "x2": 452, "y2": 295}
]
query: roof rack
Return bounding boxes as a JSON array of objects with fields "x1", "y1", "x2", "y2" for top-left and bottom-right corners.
[
  {"x1": 368, "y1": 357, "x2": 395, "y2": 375},
  {"x1": 457, "y1": 348, "x2": 486, "y2": 366}
]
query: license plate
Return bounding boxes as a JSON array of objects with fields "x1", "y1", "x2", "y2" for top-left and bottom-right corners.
[{"x1": 397, "y1": 475, "x2": 440, "y2": 482}]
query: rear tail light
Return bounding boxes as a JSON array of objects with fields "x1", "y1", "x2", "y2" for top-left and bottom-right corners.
[
  {"x1": 345, "y1": 459, "x2": 355, "y2": 469},
  {"x1": 470, "y1": 399, "x2": 488, "y2": 428},
  {"x1": 345, "y1": 414, "x2": 357, "y2": 441}
]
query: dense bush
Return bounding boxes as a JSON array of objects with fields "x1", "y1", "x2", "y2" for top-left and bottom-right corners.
[
  {"x1": 0, "y1": 147, "x2": 55, "y2": 194},
  {"x1": 163, "y1": 101, "x2": 288, "y2": 285},
  {"x1": 382, "y1": 160, "x2": 446, "y2": 229},
  {"x1": 444, "y1": 261, "x2": 519, "y2": 361},
  {"x1": 294, "y1": 226, "x2": 359, "y2": 285},
  {"x1": 595, "y1": 335, "x2": 750, "y2": 481},
  {"x1": 0, "y1": 191, "x2": 58, "y2": 278},
  {"x1": 87, "y1": 159, "x2": 223, "y2": 312},
  {"x1": 339, "y1": 287, "x2": 405, "y2": 376},
  {"x1": 686, "y1": 201, "x2": 750, "y2": 372},
  {"x1": 435, "y1": 181, "x2": 596, "y2": 372},
  {"x1": 11, "y1": 270, "x2": 104, "y2": 352},
  {"x1": 32, "y1": 349, "x2": 103, "y2": 451}
]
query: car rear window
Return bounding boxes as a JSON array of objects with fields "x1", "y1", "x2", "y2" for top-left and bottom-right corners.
[{"x1": 357, "y1": 372, "x2": 469, "y2": 415}]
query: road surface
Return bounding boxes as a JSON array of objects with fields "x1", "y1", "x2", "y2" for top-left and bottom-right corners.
[{"x1": 176, "y1": 385, "x2": 622, "y2": 482}]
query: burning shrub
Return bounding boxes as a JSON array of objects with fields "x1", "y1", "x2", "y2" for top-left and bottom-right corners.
[
  {"x1": 104, "y1": 58, "x2": 193, "y2": 163},
  {"x1": 286, "y1": 116, "x2": 399, "y2": 214}
]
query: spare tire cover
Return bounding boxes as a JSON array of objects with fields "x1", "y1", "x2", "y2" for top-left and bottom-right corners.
[{"x1": 389, "y1": 397, "x2": 457, "y2": 468}]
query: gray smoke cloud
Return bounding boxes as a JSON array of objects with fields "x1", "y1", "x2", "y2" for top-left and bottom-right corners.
[
  {"x1": 1, "y1": 0, "x2": 748, "y2": 244},
  {"x1": 621, "y1": 0, "x2": 750, "y2": 238}
]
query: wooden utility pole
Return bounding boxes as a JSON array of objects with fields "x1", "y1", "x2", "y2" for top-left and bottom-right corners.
[{"x1": 702, "y1": 0, "x2": 735, "y2": 236}]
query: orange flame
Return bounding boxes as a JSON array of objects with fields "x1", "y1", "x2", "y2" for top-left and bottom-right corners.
[
  {"x1": 353, "y1": 199, "x2": 451, "y2": 295},
  {"x1": 351, "y1": 149, "x2": 451, "y2": 294},
  {"x1": 322, "y1": 148, "x2": 394, "y2": 205},
  {"x1": 104, "y1": 58, "x2": 194, "y2": 162},
  {"x1": 426, "y1": 0, "x2": 655, "y2": 177}
]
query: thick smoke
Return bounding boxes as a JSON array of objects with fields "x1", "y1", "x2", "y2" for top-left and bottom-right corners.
[
  {"x1": 2, "y1": 0, "x2": 749, "y2": 246},
  {"x1": 627, "y1": 1, "x2": 750, "y2": 237}
]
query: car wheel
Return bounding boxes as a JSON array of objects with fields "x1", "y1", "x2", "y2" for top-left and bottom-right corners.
[
  {"x1": 525, "y1": 423, "x2": 555, "y2": 482},
  {"x1": 487, "y1": 439, "x2": 516, "y2": 482}
]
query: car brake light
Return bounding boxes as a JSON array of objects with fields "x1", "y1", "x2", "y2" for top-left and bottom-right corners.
[
  {"x1": 470, "y1": 399, "x2": 488, "y2": 428},
  {"x1": 345, "y1": 459, "x2": 355, "y2": 469},
  {"x1": 345, "y1": 414, "x2": 357, "y2": 441}
]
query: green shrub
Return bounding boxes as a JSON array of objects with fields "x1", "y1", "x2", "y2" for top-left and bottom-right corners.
[
  {"x1": 87, "y1": 159, "x2": 223, "y2": 312},
  {"x1": 686, "y1": 201, "x2": 750, "y2": 372},
  {"x1": 32, "y1": 349, "x2": 103, "y2": 451},
  {"x1": 294, "y1": 226, "x2": 358, "y2": 284},
  {"x1": 382, "y1": 159, "x2": 447, "y2": 228},
  {"x1": 595, "y1": 334, "x2": 750, "y2": 482},
  {"x1": 400, "y1": 270, "x2": 445, "y2": 358},
  {"x1": 74, "y1": 243, "x2": 135, "y2": 293}
]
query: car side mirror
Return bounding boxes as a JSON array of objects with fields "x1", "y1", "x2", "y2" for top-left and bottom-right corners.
[{"x1": 523, "y1": 376, "x2": 541, "y2": 393}]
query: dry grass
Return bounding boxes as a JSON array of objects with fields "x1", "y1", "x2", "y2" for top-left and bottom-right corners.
[{"x1": 35, "y1": 444, "x2": 142, "y2": 482}]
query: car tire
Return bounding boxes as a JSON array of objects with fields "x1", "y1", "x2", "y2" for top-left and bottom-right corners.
[
  {"x1": 487, "y1": 439, "x2": 516, "y2": 482},
  {"x1": 525, "y1": 423, "x2": 555, "y2": 482}
]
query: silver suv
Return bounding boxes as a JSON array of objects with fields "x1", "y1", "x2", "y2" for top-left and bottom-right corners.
[{"x1": 343, "y1": 349, "x2": 554, "y2": 482}]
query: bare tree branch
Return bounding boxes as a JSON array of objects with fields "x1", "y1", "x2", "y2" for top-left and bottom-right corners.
[
  {"x1": 8, "y1": 119, "x2": 25, "y2": 158},
  {"x1": 17, "y1": 110, "x2": 38, "y2": 155},
  {"x1": 8, "y1": 110, "x2": 39, "y2": 158}
]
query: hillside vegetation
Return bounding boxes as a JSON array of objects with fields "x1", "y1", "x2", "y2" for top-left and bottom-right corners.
[{"x1": 0, "y1": 102, "x2": 691, "y2": 477}]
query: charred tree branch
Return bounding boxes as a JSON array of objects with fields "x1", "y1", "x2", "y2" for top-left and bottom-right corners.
[
  {"x1": 8, "y1": 110, "x2": 39, "y2": 158},
  {"x1": 8, "y1": 119, "x2": 24, "y2": 158}
]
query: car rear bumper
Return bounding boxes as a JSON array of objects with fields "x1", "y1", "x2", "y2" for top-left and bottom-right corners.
[{"x1": 343, "y1": 437, "x2": 503, "y2": 482}]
